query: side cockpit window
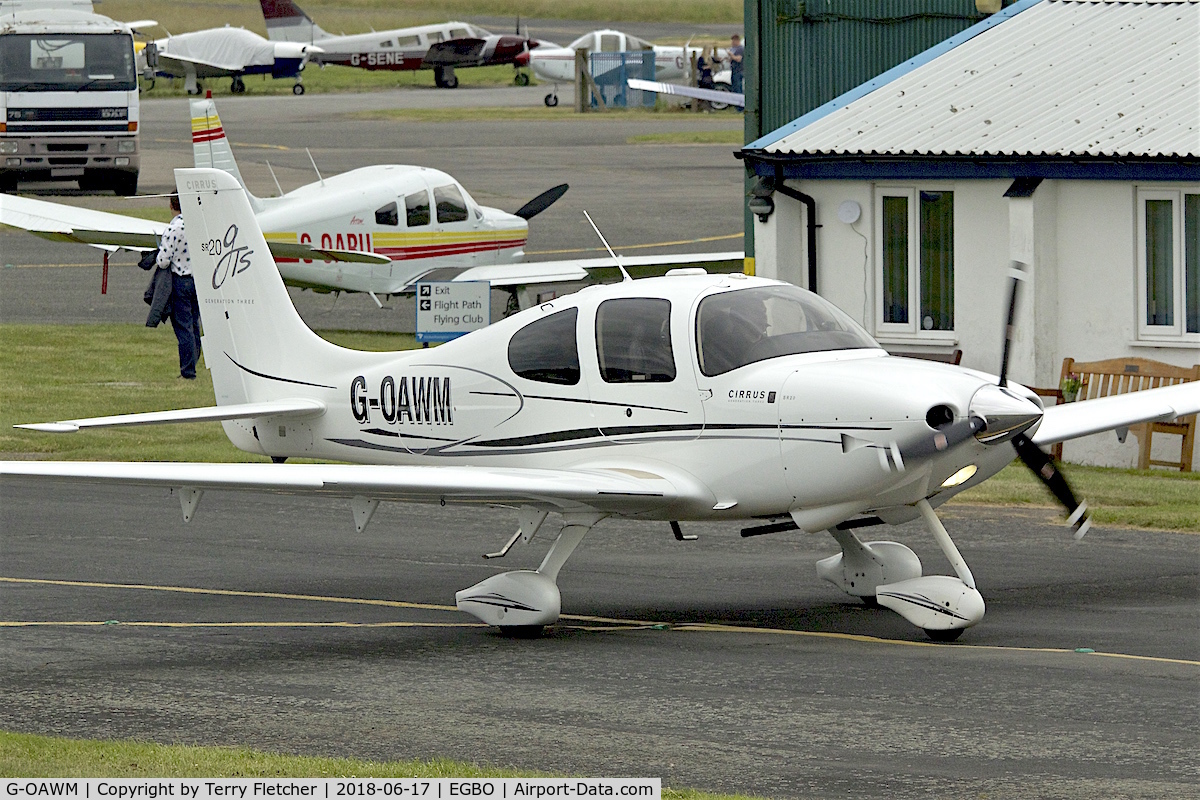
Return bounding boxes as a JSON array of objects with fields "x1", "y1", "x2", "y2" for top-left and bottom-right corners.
[
  {"x1": 375, "y1": 201, "x2": 398, "y2": 226},
  {"x1": 434, "y1": 184, "x2": 469, "y2": 223},
  {"x1": 508, "y1": 308, "x2": 580, "y2": 385},
  {"x1": 596, "y1": 298, "x2": 675, "y2": 383},
  {"x1": 405, "y1": 190, "x2": 430, "y2": 227}
]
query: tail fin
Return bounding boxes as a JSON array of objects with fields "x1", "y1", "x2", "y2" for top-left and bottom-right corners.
[
  {"x1": 175, "y1": 168, "x2": 347, "y2": 408},
  {"x1": 189, "y1": 96, "x2": 265, "y2": 213},
  {"x1": 259, "y1": 0, "x2": 328, "y2": 43}
]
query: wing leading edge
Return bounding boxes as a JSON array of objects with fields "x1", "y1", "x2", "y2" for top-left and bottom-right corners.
[
  {"x1": 0, "y1": 460, "x2": 698, "y2": 516},
  {"x1": 1031, "y1": 382, "x2": 1200, "y2": 446}
]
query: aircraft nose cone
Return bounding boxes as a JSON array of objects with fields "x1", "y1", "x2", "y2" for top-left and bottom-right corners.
[{"x1": 969, "y1": 384, "x2": 1042, "y2": 445}]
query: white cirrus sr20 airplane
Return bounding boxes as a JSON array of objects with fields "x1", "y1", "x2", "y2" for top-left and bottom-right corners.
[{"x1": 5, "y1": 168, "x2": 1198, "y2": 640}]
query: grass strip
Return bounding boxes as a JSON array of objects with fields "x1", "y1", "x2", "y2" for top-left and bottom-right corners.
[
  {"x1": 0, "y1": 731, "x2": 757, "y2": 800},
  {"x1": 627, "y1": 130, "x2": 745, "y2": 145},
  {"x1": 0, "y1": 730, "x2": 535, "y2": 778}
]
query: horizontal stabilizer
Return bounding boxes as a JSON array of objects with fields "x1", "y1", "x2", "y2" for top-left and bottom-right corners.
[
  {"x1": 15, "y1": 398, "x2": 325, "y2": 433},
  {"x1": 265, "y1": 241, "x2": 391, "y2": 265}
]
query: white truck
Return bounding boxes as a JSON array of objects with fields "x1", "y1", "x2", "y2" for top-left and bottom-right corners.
[{"x1": 0, "y1": 1, "x2": 140, "y2": 194}]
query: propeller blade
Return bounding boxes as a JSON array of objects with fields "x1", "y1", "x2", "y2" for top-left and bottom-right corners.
[
  {"x1": 1012, "y1": 433, "x2": 1092, "y2": 539},
  {"x1": 515, "y1": 183, "x2": 569, "y2": 220},
  {"x1": 998, "y1": 262, "x2": 1026, "y2": 388}
]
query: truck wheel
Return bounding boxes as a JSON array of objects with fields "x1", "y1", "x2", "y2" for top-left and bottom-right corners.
[{"x1": 112, "y1": 173, "x2": 138, "y2": 196}]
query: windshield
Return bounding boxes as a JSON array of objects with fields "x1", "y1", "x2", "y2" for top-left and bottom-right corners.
[
  {"x1": 0, "y1": 33, "x2": 136, "y2": 91},
  {"x1": 696, "y1": 284, "x2": 881, "y2": 376}
]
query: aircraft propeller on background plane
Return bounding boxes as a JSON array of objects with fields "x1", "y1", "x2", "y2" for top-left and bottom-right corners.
[{"x1": 514, "y1": 183, "x2": 569, "y2": 220}]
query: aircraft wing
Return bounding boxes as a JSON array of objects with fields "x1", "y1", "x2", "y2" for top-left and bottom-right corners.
[
  {"x1": 0, "y1": 460, "x2": 696, "y2": 516},
  {"x1": 450, "y1": 251, "x2": 746, "y2": 288},
  {"x1": 0, "y1": 193, "x2": 165, "y2": 251},
  {"x1": 628, "y1": 78, "x2": 745, "y2": 108},
  {"x1": 422, "y1": 37, "x2": 489, "y2": 66},
  {"x1": 0, "y1": 194, "x2": 388, "y2": 264},
  {"x1": 1031, "y1": 382, "x2": 1200, "y2": 445}
]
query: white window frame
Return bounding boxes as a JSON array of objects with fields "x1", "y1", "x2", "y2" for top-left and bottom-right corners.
[
  {"x1": 873, "y1": 186, "x2": 956, "y2": 341},
  {"x1": 1136, "y1": 187, "x2": 1200, "y2": 343}
]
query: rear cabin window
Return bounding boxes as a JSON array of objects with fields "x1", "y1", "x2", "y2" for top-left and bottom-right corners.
[
  {"x1": 596, "y1": 298, "x2": 675, "y2": 383},
  {"x1": 434, "y1": 185, "x2": 469, "y2": 223},
  {"x1": 508, "y1": 308, "x2": 580, "y2": 385},
  {"x1": 375, "y1": 202, "x2": 398, "y2": 226},
  {"x1": 397, "y1": 35, "x2": 420, "y2": 47},
  {"x1": 405, "y1": 190, "x2": 430, "y2": 227}
]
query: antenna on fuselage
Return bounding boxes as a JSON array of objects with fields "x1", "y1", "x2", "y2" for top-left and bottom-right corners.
[
  {"x1": 305, "y1": 147, "x2": 324, "y2": 186},
  {"x1": 583, "y1": 210, "x2": 631, "y2": 282},
  {"x1": 264, "y1": 160, "x2": 284, "y2": 197}
]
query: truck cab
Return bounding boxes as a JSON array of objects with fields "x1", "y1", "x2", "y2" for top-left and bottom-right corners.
[{"x1": 0, "y1": 6, "x2": 139, "y2": 194}]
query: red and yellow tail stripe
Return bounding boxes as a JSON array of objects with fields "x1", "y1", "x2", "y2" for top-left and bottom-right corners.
[{"x1": 191, "y1": 114, "x2": 225, "y2": 144}]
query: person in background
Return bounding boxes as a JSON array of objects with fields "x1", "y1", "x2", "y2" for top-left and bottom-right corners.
[
  {"x1": 729, "y1": 33, "x2": 744, "y2": 95},
  {"x1": 155, "y1": 194, "x2": 202, "y2": 379}
]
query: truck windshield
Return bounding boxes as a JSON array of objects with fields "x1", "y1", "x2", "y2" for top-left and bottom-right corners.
[{"x1": 0, "y1": 33, "x2": 136, "y2": 91}]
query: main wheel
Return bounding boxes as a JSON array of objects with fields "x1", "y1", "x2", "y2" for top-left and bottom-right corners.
[
  {"x1": 231, "y1": 77, "x2": 246, "y2": 94},
  {"x1": 708, "y1": 85, "x2": 732, "y2": 111},
  {"x1": 292, "y1": 83, "x2": 305, "y2": 95},
  {"x1": 544, "y1": 93, "x2": 558, "y2": 107},
  {"x1": 111, "y1": 172, "x2": 138, "y2": 196},
  {"x1": 499, "y1": 625, "x2": 544, "y2": 639},
  {"x1": 924, "y1": 627, "x2": 965, "y2": 642},
  {"x1": 434, "y1": 66, "x2": 459, "y2": 89},
  {"x1": 514, "y1": 71, "x2": 530, "y2": 86}
]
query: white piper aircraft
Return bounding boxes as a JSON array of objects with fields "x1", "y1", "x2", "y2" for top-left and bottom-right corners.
[
  {"x1": 0, "y1": 96, "x2": 572, "y2": 304},
  {"x1": 9, "y1": 168, "x2": 1197, "y2": 640},
  {"x1": 0, "y1": 95, "x2": 740, "y2": 309}
]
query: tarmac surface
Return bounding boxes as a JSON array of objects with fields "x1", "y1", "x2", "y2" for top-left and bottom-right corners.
[
  {"x1": 1, "y1": 88, "x2": 1198, "y2": 797},
  {"x1": 1, "y1": 481, "x2": 1198, "y2": 799}
]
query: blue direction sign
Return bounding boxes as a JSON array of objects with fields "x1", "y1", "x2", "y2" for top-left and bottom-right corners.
[{"x1": 415, "y1": 280, "x2": 491, "y2": 343}]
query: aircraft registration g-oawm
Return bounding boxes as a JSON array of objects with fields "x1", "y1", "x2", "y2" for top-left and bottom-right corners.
[{"x1": 6, "y1": 168, "x2": 1200, "y2": 640}]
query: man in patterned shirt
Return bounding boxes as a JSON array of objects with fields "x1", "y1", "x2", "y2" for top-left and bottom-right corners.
[{"x1": 155, "y1": 194, "x2": 202, "y2": 379}]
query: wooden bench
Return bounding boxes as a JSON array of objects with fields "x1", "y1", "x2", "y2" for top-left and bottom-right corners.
[{"x1": 1059, "y1": 357, "x2": 1199, "y2": 471}]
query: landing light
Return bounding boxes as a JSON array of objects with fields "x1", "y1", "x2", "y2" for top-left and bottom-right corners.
[{"x1": 941, "y1": 464, "x2": 978, "y2": 488}]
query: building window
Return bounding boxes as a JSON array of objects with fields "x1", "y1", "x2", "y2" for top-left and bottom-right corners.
[
  {"x1": 1138, "y1": 189, "x2": 1200, "y2": 339},
  {"x1": 875, "y1": 188, "x2": 954, "y2": 336}
]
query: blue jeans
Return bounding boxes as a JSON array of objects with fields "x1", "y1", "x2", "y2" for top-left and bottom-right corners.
[{"x1": 169, "y1": 273, "x2": 202, "y2": 378}]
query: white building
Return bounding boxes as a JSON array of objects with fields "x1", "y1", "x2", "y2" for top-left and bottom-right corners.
[{"x1": 740, "y1": 0, "x2": 1199, "y2": 468}]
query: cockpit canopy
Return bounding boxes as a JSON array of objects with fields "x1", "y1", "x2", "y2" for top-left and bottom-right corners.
[
  {"x1": 505, "y1": 282, "x2": 882, "y2": 386},
  {"x1": 696, "y1": 284, "x2": 880, "y2": 376}
]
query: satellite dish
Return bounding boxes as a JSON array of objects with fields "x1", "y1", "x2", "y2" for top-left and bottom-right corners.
[{"x1": 837, "y1": 200, "x2": 862, "y2": 224}]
